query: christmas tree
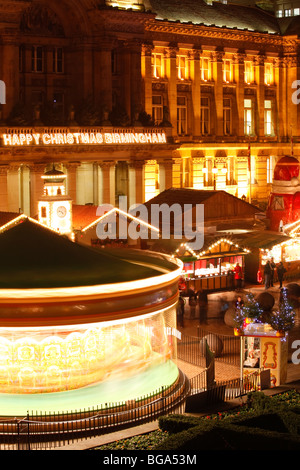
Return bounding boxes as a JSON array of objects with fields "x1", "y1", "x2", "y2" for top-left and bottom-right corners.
[
  {"x1": 269, "y1": 288, "x2": 295, "y2": 332},
  {"x1": 242, "y1": 293, "x2": 263, "y2": 322}
]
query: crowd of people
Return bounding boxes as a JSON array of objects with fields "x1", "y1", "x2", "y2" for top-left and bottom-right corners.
[
  {"x1": 177, "y1": 258, "x2": 288, "y2": 327},
  {"x1": 263, "y1": 258, "x2": 287, "y2": 289},
  {"x1": 177, "y1": 284, "x2": 208, "y2": 327}
]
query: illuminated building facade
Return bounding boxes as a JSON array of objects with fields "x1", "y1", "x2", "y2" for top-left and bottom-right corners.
[{"x1": 0, "y1": 0, "x2": 299, "y2": 218}]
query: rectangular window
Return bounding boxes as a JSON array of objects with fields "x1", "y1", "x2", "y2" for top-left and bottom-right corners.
[
  {"x1": 200, "y1": 57, "x2": 210, "y2": 81},
  {"x1": 223, "y1": 59, "x2": 232, "y2": 83},
  {"x1": 264, "y1": 63, "x2": 274, "y2": 85},
  {"x1": 294, "y1": 8, "x2": 300, "y2": 15},
  {"x1": 244, "y1": 99, "x2": 254, "y2": 135},
  {"x1": 177, "y1": 96, "x2": 187, "y2": 135},
  {"x1": 244, "y1": 61, "x2": 254, "y2": 84},
  {"x1": 41, "y1": 206, "x2": 47, "y2": 218},
  {"x1": 53, "y1": 47, "x2": 63, "y2": 73},
  {"x1": 284, "y1": 8, "x2": 292, "y2": 16},
  {"x1": 31, "y1": 46, "x2": 44, "y2": 72},
  {"x1": 226, "y1": 156, "x2": 236, "y2": 185},
  {"x1": 223, "y1": 98, "x2": 231, "y2": 135},
  {"x1": 152, "y1": 95, "x2": 163, "y2": 125},
  {"x1": 152, "y1": 53, "x2": 164, "y2": 79},
  {"x1": 177, "y1": 56, "x2": 187, "y2": 80},
  {"x1": 203, "y1": 159, "x2": 213, "y2": 187},
  {"x1": 200, "y1": 97, "x2": 210, "y2": 135},
  {"x1": 264, "y1": 100, "x2": 273, "y2": 136}
]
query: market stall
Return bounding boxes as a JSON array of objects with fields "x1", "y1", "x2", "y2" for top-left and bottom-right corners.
[
  {"x1": 176, "y1": 237, "x2": 251, "y2": 292},
  {"x1": 240, "y1": 322, "x2": 288, "y2": 388}
]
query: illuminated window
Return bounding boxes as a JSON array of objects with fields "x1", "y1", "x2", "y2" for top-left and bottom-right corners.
[
  {"x1": 244, "y1": 99, "x2": 254, "y2": 135},
  {"x1": 294, "y1": 8, "x2": 300, "y2": 15},
  {"x1": 152, "y1": 95, "x2": 163, "y2": 125},
  {"x1": 177, "y1": 96, "x2": 187, "y2": 135},
  {"x1": 223, "y1": 98, "x2": 232, "y2": 135},
  {"x1": 264, "y1": 100, "x2": 274, "y2": 136},
  {"x1": 53, "y1": 47, "x2": 63, "y2": 73},
  {"x1": 284, "y1": 8, "x2": 292, "y2": 16},
  {"x1": 277, "y1": 9, "x2": 283, "y2": 16},
  {"x1": 177, "y1": 56, "x2": 188, "y2": 80},
  {"x1": 200, "y1": 57, "x2": 210, "y2": 81},
  {"x1": 244, "y1": 61, "x2": 254, "y2": 84},
  {"x1": 223, "y1": 59, "x2": 232, "y2": 83},
  {"x1": 181, "y1": 158, "x2": 191, "y2": 188},
  {"x1": 31, "y1": 46, "x2": 43, "y2": 72},
  {"x1": 264, "y1": 63, "x2": 274, "y2": 85},
  {"x1": 152, "y1": 53, "x2": 164, "y2": 79},
  {"x1": 200, "y1": 97, "x2": 210, "y2": 135},
  {"x1": 203, "y1": 158, "x2": 213, "y2": 187},
  {"x1": 226, "y1": 156, "x2": 236, "y2": 185}
]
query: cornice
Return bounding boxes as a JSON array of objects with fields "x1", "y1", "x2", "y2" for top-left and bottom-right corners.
[{"x1": 145, "y1": 18, "x2": 298, "y2": 50}]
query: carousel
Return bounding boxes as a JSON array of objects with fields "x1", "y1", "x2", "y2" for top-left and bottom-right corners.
[{"x1": 0, "y1": 217, "x2": 182, "y2": 415}]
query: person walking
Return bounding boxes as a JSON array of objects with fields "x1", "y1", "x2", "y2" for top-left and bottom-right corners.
[
  {"x1": 276, "y1": 261, "x2": 287, "y2": 289},
  {"x1": 197, "y1": 288, "x2": 208, "y2": 324},
  {"x1": 270, "y1": 257, "x2": 276, "y2": 287},
  {"x1": 189, "y1": 289, "x2": 197, "y2": 319},
  {"x1": 264, "y1": 260, "x2": 271, "y2": 289},
  {"x1": 234, "y1": 263, "x2": 243, "y2": 290},
  {"x1": 177, "y1": 296, "x2": 185, "y2": 327}
]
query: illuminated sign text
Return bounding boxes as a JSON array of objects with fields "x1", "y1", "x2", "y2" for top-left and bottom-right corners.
[{"x1": 1, "y1": 131, "x2": 167, "y2": 146}]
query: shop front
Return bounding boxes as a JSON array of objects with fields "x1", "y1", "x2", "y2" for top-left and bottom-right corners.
[{"x1": 177, "y1": 237, "x2": 250, "y2": 292}]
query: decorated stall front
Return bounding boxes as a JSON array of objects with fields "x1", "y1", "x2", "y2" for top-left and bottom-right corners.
[
  {"x1": 176, "y1": 237, "x2": 250, "y2": 292},
  {"x1": 241, "y1": 323, "x2": 288, "y2": 388},
  {"x1": 234, "y1": 290, "x2": 294, "y2": 388}
]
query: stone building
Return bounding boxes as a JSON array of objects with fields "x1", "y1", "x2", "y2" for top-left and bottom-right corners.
[{"x1": 0, "y1": 0, "x2": 299, "y2": 219}]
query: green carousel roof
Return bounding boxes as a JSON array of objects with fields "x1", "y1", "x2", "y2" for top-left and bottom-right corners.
[{"x1": 0, "y1": 218, "x2": 177, "y2": 289}]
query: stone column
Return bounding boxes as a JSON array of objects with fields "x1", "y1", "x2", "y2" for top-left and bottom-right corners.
[
  {"x1": 141, "y1": 43, "x2": 153, "y2": 117},
  {"x1": 286, "y1": 55, "x2": 299, "y2": 140},
  {"x1": 212, "y1": 51, "x2": 224, "y2": 138},
  {"x1": 130, "y1": 41, "x2": 143, "y2": 120},
  {"x1": 190, "y1": 49, "x2": 201, "y2": 139},
  {"x1": 274, "y1": 57, "x2": 286, "y2": 140},
  {"x1": 236, "y1": 53, "x2": 246, "y2": 138},
  {"x1": 0, "y1": 165, "x2": 8, "y2": 211},
  {"x1": 159, "y1": 159, "x2": 173, "y2": 192},
  {"x1": 65, "y1": 162, "x2": 79, "y2": 204},
  {"x1": 165, "y1": 45, "x2": 178, "y2": 132},
  {"x1": 129, "y1": 160, "x2": 145, "y2": 205},
  {"x1": 30, "y1": 164, "x2": 45, "y2": 217},
  {"x1": 255, "y1": 55, "x2": 265, "y2": 138},
  {"x1": 99, "y1": 161, "x2": 115, "y2": 206},
  {"x1": 95, "y1": 40, "x2": 113, "y2": 112}
]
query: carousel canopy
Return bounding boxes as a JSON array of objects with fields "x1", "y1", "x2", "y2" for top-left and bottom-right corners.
[{"x1": 0, "y1": 218, "x2": 177, "y2": 288}]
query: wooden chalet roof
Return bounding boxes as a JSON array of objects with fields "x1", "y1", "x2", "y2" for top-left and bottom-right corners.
[
  {"x1": 142, "y1": 188, "x2": 261, "y2": 225},
  {"x1": 0, "y1": 211, "x2": 22, "y2": 228}
]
